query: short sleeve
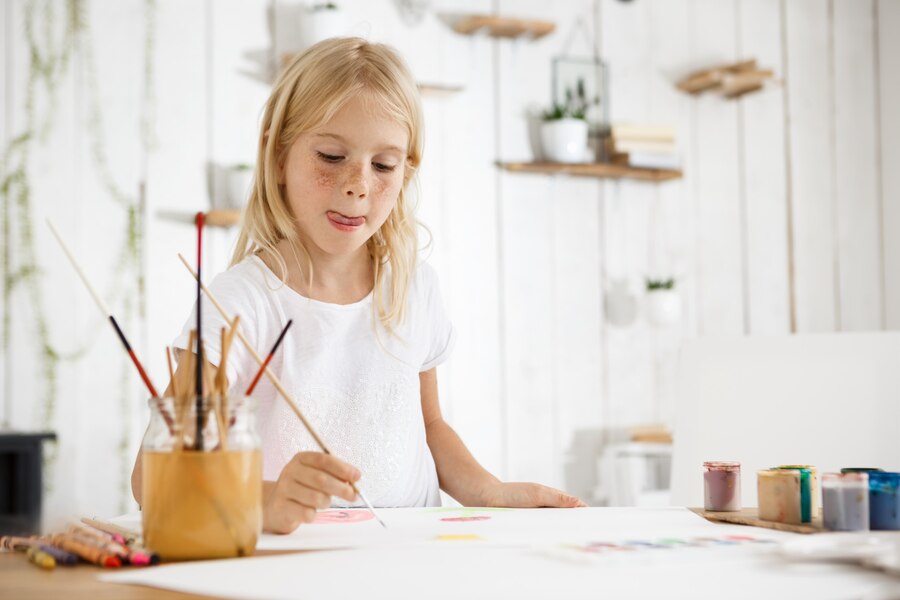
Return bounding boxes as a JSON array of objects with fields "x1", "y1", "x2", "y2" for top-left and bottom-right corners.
[
  {"x1": 171, "y1": 268, "x2": 264, "y2": 388},
  {"x1": 419, "y1": 264, "x2": 456, "y2": 372}
]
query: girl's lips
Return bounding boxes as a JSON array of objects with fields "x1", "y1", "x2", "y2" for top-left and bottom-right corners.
[{"x1": 327, "y1": 211, "x2": 365, "y2": 231}]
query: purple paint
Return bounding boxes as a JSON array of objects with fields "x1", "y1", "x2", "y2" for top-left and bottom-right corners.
[
  {"x1": 703, "y1": 461, "x2": 741, "y2": 511},
  {"x1": 822, "y1": 472, "x2": 869, "y2": 531}
]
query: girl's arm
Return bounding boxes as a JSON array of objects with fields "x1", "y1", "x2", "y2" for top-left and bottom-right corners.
[{"x1": 421, "y1": 368, "x2": 585, "y2": 507}]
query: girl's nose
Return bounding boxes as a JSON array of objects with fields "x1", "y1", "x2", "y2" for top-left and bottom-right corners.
[{"x1": 342, "y1": 163, "x2": 369, "y2": 199}]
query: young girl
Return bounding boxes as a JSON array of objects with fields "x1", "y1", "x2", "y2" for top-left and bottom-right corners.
[{"x1": 132, "y1": 37, "x2": 584, "y2": 533}]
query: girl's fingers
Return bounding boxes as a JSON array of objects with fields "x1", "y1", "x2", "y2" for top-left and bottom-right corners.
[
  {"x1": 267, "y1": 496, "x2": 317, "y2": 533},
  {"x1": 290, "y1": 460, "x2": 356, "y2": 506},
  {"x1": 297, "y1": 451, "x2": 361, "y2": 483}
]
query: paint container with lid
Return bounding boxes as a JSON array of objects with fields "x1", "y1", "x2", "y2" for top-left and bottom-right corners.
[
  {"x1": 703, "y1": 461, "x2": 741, "y2": 512},
  {"x1": 758, "y1": 469, "x2": 802, "y2": 524},
  {"x1": 869, "y1": 471, "x2": 900, "y2": 531},
  {"x1": 841, "y1": 467, "x2": 883, "y2": 474},
  {"x1": 822, "y1": 472, "x2": 869, "y2": 531},
  {"x1": 774, "y1": 465, "x2": 818, "y2": 522}
]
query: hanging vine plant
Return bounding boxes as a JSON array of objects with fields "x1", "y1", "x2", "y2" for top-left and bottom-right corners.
[{"x1": 0, "y1": 0, "x2": 158, "y2": 512}]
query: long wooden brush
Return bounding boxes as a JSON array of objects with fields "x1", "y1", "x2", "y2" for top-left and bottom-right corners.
[{"x1": 47, "y1": 219, "x2": 171, "y2": 434}]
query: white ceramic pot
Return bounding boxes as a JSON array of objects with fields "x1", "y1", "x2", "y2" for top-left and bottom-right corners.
[
  {"x1": 605, "y1": 280, "x2": 638, "y2": 327},
  {"x1": 540, "y1": 118, "x2": 589, "y2": 163},
  {"x1": 225, "y1": 167, "x2": 254, "y2": 209},
  {"x1": 300, "y1": 7, "x2": 346, "y2": 47},
  {"x1": 645, "y1": 289, "x2": 682, "y2": 327}
]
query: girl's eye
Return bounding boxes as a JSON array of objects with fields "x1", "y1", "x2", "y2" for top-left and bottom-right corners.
[
  {"x1": 317, "y1": 152, "x2": 343, "y2": 163},
  {"x1": 373, "y1": 162, "x2": 396, "y2": 173}
]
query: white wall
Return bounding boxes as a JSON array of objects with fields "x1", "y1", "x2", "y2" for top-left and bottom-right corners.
[{"x1": 1, "y1": 0, "x2": 898, "y2": 526}]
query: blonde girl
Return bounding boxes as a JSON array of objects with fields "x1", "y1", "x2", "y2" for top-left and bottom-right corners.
[{"x1": 133, "y1": 37, "x2": 584, "y2": 533}]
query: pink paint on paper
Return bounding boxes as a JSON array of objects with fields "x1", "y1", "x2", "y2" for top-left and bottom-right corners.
[
  {"x1": 313, "y1": 510, "x2": 375, "y2": 524},
  {"x1": 440, "y1": 516, "x2": 491, "y2": 522}
]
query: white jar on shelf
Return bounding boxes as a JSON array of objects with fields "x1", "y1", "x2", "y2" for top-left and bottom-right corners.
[
  {"x1": 645, "y1": 286, "x2": 681, "y2": 327},
  {"x1": 540, "y1": 118, "x2": 589, "y2": 163}
]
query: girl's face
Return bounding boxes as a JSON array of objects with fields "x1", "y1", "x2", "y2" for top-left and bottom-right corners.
[{"x1": 279, "y1": 95, "x2": 409, "y2": 261}]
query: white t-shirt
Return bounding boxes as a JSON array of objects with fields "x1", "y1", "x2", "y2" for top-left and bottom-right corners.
[{"x1": 173, "y1": 255, "x2": 455, "y2": 508}]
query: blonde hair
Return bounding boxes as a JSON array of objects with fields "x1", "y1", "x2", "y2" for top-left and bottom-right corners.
[{"x1": 232, "y1": 37, "x2": 423, "y2": 332}]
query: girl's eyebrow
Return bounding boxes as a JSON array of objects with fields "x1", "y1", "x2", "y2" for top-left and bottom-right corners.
[{"x1": 312, "y1": 133, "x2": 404, "y2": 154}]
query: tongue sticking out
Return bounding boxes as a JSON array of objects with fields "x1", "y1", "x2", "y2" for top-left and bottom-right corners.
[{"x1": 329, "y1": 212, "x2": 365, "y2": 226}]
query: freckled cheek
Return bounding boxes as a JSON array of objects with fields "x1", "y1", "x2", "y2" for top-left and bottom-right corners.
[
  {"x1": 370, "y1": 178, "x2": 403, "y2": 212},
  {"x1": 313, "y1": 167, "x2": 338, "y2": 189}
]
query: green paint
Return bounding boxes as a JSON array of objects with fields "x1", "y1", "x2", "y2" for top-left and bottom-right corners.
[{"x1": 774, "y1": 465, "x2": 813, "y2": 523}]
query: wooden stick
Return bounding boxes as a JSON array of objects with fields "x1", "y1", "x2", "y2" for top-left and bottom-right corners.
[
  {"x1": 166, "y1": 347, "x2": 178, "y2": 398},
  {"x1": 177, "y1": 253, "x2": 386, "y2": 528}
]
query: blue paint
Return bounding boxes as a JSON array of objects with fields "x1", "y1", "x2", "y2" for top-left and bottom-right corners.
[{"x1": 869, "y1": 471, "x2": 900, "y2": 531}]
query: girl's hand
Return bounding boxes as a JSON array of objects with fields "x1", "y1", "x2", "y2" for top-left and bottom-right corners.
[
  {"x1": 482, "y1": 482, "x2": 587, "y2": 508},
  {"x1": 263, "y1": 452, "x2": 361, "y2": 534}
]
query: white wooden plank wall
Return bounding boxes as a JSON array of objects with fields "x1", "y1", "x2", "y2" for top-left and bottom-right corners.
[
  {"x1": 833, "y1": 0, "x2": 882, "y2": 331},
  {"x1": 879, "y1": 0, "x2": 900, "y2": 330},
  {"x1": 739, "y1": 0, "x2": 791, "y2": 335},
  {"x1": 2, "y1": 0, "x2": 897, "y2": 523},
  {"x1": 786, "y1": 0, "x2": 839, "y2": 332}
]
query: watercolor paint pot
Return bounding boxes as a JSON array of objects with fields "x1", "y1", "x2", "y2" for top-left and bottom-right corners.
[
  {"x1": 703, "y1": 461, "x2": 741, "y2": 512},
  {"x1": 758, "y1": 469, "x2": 802, "y2": 524},
  {"x1": 822, "y1": 472, "x2": 869, "y2": 531},
  {"x1": 141, "y1": 396, "x2": 262, "y2": 560},
  {"x1": 773, "y1": 465, "x2": 818, "y2": 523},
  {"x1": 869, "y1": 471, "x2": 900, "y2": 531},
  {"x1": 841, "y1": 468, "x2": 884, "y2": 474}
]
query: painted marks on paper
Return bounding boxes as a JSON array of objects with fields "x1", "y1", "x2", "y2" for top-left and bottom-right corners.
[
  {"x1": 313, "y1": 510, "x2": 375, "y2": 524},
  {"x1": 564, "y1": 534, "x2": 774, "y2": 554},
  {"x1": 429, "y1": 507, "x2": 511, "y2": 522}
]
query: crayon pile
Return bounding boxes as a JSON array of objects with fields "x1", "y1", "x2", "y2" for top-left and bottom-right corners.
[{"x1": 1, "y1": 519, "x2": 159, "y2": 570}]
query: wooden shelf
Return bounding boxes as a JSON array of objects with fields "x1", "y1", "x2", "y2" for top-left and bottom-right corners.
[
  {"x1": 449, "y1": 15, "x2": 555, "y2": 39},
  {"x1": 676, "y1": 59, "x2": 774, "y2": 99},
  {"x1": 499, "y1": 162, "x2": 682, "y2": 182},
  {"x1": 156, "y1": 209, "x2": 241, "y2": 228}
]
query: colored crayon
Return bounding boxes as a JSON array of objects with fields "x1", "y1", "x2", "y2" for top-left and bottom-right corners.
[
  {"x1": 126, "y1": 543, "x2": 161, "y2": 565},
  {"x1": 51, "y1": 534, "x2": 121, "y2": 568},
  {"x1": 26, "y1": 546, "x2": 55, "y2": 569},
  {"x1": 71, "y1": 525, "x2": 156, "y2": 566},
  {"x1": 68, "y1": 530, "x2": 129, "y2": 560},
  {"x1": 37, "y1": 543, "x2": 79, "y2": 565},
  {"x1": 0, "y1": 537, "x2": 57, "y2": 570},
  {"x1": 79, "y1": 517, "x2": 140, "y2": 545}
]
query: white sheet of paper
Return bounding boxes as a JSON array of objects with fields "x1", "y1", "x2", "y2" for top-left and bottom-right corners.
[
  {"x1": 112, "y1": 506, "x2": 779, "y2": 550},
  {"x1": 100, "y1": 508, "x2": 900, "y2": 599}
]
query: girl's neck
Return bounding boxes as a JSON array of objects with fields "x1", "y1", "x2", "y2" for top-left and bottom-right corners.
[{"x1": 271, "y1": 239, "x2": 373, "y2": 305}]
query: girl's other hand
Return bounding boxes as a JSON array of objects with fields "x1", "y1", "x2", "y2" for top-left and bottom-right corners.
[
  {"x1": 263, "y1": 452, "x2": 361, "y2": 534},
  {"x1": 482, "y1": 482, "x2": 587, "y2": 508}
]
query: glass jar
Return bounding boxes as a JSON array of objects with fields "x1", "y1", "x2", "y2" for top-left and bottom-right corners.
[
  {"x1": 774, "y1": 465, "x2": 818, "y2": 523},
  {"x1": 869, "y1": 471, "x2": 900, "y2": 531},
  {"x1": 703, "y1": 461, "x2": 741, "y2": 512},
  {"x1": 141, "y1": 395, "x2": 262, "y2": 560},
  {"x1": 758, "y1": 469, "x2": 802, "y2": 524},
  {"x1": 822, "y1": 472, "x2": 869, "y2": 531}
]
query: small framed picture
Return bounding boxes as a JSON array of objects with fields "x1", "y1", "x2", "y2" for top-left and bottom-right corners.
[{"x1": 552, "y1": 56, "x2": 608, "y2": 126}]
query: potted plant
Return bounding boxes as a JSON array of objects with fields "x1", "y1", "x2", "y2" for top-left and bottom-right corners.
[
  {"x1": 645, "y1": 278, "x2": 681, "y2": 327},
  {"x1": 540, "y1": 79, "x2": 590, "y2": 163}
]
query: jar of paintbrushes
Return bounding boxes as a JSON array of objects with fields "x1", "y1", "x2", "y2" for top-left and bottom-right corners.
[{"x1": 141, "y1": 323, "x2": 262, "y2": 561}]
